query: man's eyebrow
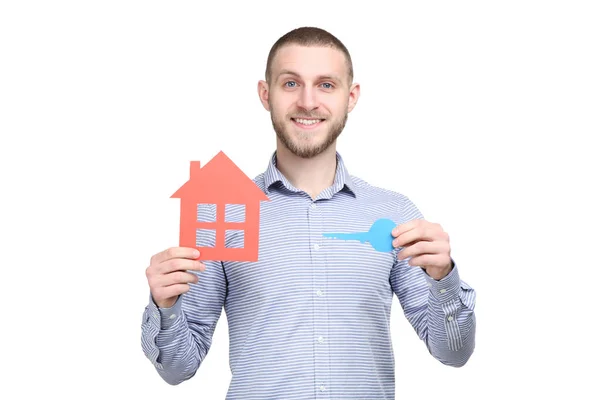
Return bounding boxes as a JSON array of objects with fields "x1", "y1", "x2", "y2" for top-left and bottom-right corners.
[{"x1": 276, "y1": 69, "x2": 344, "y2": 84}]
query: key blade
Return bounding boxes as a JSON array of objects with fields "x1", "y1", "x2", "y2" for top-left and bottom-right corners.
[{"x1": 323, "y1": 232, "x2": 368, "y2": 242}]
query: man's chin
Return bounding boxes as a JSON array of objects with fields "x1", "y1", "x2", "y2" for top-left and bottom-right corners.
[
  {"x1": 273, "y1": 120, "x2": 340, "y2": 158},
  {"x1": 286, "y1": 139, "x2": 334, "y2": 159}
]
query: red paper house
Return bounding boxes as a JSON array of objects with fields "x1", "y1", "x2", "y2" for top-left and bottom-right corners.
[{"x1": 171, "y1": 151, "x2": 270, "y2": 262}]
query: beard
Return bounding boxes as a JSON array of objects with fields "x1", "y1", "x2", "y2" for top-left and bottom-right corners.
[{"x1": 269, "y1": 101, "x2": 348, "y2": 159}]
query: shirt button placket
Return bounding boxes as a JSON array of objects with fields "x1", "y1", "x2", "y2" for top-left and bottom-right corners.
[{"x1": 309, "y1": 200, "x2": 331, "y2": 399}]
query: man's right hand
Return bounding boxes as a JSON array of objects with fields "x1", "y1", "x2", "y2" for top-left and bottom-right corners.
[{"x1": 146, "y1": 247, "x2": 206, "y2": 309}]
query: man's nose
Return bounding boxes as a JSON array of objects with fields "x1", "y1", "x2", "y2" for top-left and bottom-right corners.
[{"x1": 296, "y1": 87, "x2": 318, "y2": 110}]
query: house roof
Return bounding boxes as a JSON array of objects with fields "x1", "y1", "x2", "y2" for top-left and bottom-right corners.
[{"x1": 171, "y1": 151, "x2": 270, "y2": 203}]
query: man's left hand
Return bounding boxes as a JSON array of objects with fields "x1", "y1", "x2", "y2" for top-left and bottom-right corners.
[{"x1": 392, "y1": 219, "x2": 453, "y2": 280}]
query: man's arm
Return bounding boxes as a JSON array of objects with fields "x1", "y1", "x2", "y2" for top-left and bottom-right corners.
[
  {"x1": 141, "y1": 259, "x2": 226, "y2": 384},
  {"x1": 390, "y1": 195, "x2": 476, "y2": 366},
  {"x1": 390, "y1": 256, "x2": 476, "y2": 366}
]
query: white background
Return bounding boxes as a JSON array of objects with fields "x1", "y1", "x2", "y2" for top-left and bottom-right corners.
[{"x1": 1, "y1": 1, "x2": 598, "y2": 399}]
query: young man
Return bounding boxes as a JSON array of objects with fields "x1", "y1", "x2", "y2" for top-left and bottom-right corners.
[{"x1": 141, "y1": 27, "x2": 476, "y2": 399}]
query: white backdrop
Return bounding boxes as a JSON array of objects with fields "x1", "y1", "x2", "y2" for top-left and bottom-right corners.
[{"x1": 1, "y1": 1, "x2": 598, "y2": 399}]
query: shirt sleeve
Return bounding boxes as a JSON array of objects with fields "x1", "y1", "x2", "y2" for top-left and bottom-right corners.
[
  {"x1": 140, "y1": 260, "x2": 227, "y2": 384},
  {"x1": 390, "y1": 196, "x2": 477, "y2": 367}
]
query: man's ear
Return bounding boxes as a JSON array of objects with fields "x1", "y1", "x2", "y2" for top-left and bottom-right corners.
[
  {"x1": 257, "y1": 80, "x2": 270, "y2": 111},
  {"x1": 347, "y1": 82, "x2": 360, "y2": 113}
]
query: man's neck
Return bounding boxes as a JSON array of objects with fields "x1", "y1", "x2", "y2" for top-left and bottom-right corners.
[{"x1": 274, "y1": 141, "x2": 338, "y2": 200}]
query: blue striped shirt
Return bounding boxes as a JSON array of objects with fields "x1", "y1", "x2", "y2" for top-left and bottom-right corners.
[{"x1": 141, "y1": 151, "x2": 476, "y2": 399}]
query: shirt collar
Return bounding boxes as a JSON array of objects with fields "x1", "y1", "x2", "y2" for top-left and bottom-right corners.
[{"x1": 263, "y1": 150, "x2": 357, "y2": 198}]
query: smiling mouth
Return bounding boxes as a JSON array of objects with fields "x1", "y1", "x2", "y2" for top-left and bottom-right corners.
[{"x1": 291, "y1": 118, "x2": 326, "y2": 129}]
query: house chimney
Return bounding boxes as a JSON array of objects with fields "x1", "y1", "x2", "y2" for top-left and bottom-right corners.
[{"x1": 190, "y1": 161, "x2": 201, "y2": 179}]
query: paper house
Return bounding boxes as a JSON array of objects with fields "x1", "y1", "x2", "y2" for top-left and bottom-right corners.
[{"x1": 171, "y1": 151, "x2": 270, "y2": 261}]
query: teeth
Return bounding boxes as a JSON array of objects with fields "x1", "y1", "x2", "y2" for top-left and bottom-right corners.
[{"x1": 295, "y1": 118, "x2": 321, "y2": 125}]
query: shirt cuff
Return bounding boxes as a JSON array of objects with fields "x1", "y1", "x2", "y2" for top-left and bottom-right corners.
[
  {"x1": 148, "y1": 294, "x2": 183, "y2": 330},
  {"x1": 423, "y1": 259, "x2": 461, "y2": 303}
]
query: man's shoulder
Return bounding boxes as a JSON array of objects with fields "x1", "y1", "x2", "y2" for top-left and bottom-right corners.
[
  {"x1": 350, "y1": 175, "x2": 424, "y2": 218},
  {"x1": 350, "y1": 175, "x2": 413, "y2": 204}
]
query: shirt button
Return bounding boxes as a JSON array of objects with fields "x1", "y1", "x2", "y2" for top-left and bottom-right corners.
[
  {"x1": 439, "y1": 289, "x2": 447, "y2": 294},
  {"x1": 318, "y1": 336, "x2": 325, "y2": 343},
  {"x1": 311, "y1": 203, "x2": 317, "y2": 209},
  {"x1": 320, "y1": 385, "x2": 326, "y2": 391},
  {"x1": 448, "y1": 316, "x2": 454, "y2": 321},
  {"x1": 169, "y1": 314, "x2": 176, "y2": 320},
  {"x1": 316, "y1": 290, "x2": 324, "y2": 296},
  {"x1": 313, "y1": 244, "x2": 320, "y2": 250}
]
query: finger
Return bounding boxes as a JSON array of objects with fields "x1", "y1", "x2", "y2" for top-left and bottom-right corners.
[
  {"x1": 155, "y1": 284, "x2": 191, "y2": 300},
  {"x1": 152, "y1": 247, "x2": 200, "y2": 265},
  {"x1": 393, "y1": 226, "x2": 434, "y2": 248},
  {"x1": 397, "y1": 241, "x2": 449, "y2": 260},
  {"x1": 408, "y1": 254, "x2": 448, "y2": 268},
  {"x1": 159, "y1": 259, "x2": 206, "y2": 274},
  {"x1": 157, "y1": 271, "x2": 199, "y2": 287},
  {"x1": 391, "y1": 219, "x2": 422, "y2": 237}
]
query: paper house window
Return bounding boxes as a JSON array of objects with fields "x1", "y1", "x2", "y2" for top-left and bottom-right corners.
[
  {"x1": 225, "y1": 229, "x2": 245, "y2": 248},
  {"x1": 196, "y1": 228, "x2": 216, "y2": 248},
  {"x1": 197, "y1": 203, "x2": 216, "y2": 222},
  {"x1": 170, "y1": 151, "x2": 270, "y2": 261},
  {"x1": 196, "y1": 204, "x2": 244, "y2": 247},
  {"x1": 225, "y1": 204, "x2": 245, "y2": 223}
]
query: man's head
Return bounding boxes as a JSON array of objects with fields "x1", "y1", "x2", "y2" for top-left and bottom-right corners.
[{"x1": 258, "y1": 27, "x2": 360, "y2": 159}]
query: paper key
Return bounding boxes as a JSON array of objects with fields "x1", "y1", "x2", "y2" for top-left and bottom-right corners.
[{"x1": 322, "y1": 218, "x2": 397, "y2": 252}]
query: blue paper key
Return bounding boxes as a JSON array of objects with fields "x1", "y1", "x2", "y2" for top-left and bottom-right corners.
[{"x1": 322, "y1": 218, "x2": 397, "y2": 252}]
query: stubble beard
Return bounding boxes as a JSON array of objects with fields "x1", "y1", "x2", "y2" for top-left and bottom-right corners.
[{"x1": 269, "y1": 100, "x2": 348, "y2": 159}]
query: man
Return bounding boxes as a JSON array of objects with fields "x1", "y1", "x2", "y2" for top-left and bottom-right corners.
[{"x1": 141, "y1": 27, "x2": 476, "y2": 399}]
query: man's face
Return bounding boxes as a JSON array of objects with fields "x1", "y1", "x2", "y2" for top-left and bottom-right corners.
[{"x1": 260, "y1": 45, "x2": 359, "y2": 159}]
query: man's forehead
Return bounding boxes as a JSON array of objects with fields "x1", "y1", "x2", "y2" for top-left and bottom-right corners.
[{"x1": 272, "y1": 45, "x2": 348, "y2": 81}]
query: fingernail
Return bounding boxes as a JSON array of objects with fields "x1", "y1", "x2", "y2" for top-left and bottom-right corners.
[{"x1": 193, "y1": 249, "x2": 200, "y2": 257}]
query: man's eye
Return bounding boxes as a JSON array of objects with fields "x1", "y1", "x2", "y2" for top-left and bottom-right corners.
[
  {"x1": 285, "y1": 81, "x2": 297, "y2": 87},
  {"x1": 321, "y1": 83, "x2": 333, "y2": 89}
]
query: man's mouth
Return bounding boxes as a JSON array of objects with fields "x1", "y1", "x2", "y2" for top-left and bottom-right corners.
[{"x1": 291, "y1": 118, "x2": 325, "y2": 129}]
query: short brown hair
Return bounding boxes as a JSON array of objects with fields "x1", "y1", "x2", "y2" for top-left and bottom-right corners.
[{"x1": 265, "y1": 27, "x2": 354, "y2": 86}]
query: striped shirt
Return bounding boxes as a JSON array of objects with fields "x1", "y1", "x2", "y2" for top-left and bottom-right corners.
[{"x1": 141, "y1": 151, "x2": 476, "y2": 399}]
